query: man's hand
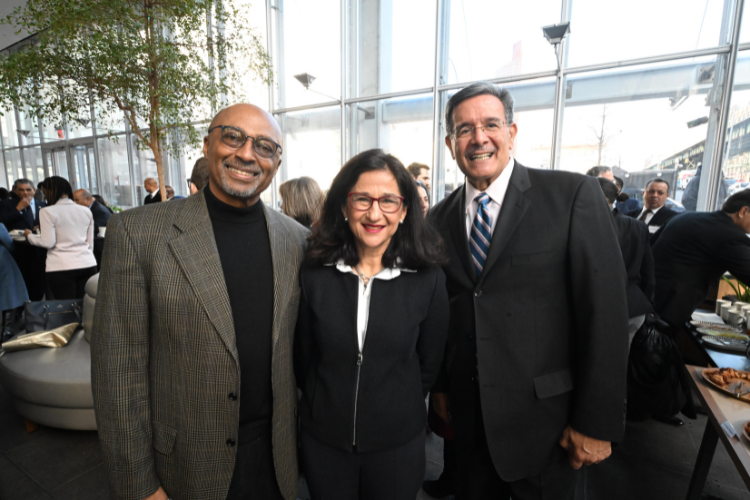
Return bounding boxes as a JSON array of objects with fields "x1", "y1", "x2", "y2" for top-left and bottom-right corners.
[
  {"x1": 142, "y1": 487, "x2": 168, "y2": 500},
  {"x1": 431, "y1": 392, "x2": 451, "y2": 424},
  {"x1": 558, "y1": 425, "x2": 611, "y2": 469},
  {"x1": 16, "y1": 196, "x2": 31, "y2": 212},
  {"x1": 24, "y1": 229, "x2": 31, "y2": 237}
]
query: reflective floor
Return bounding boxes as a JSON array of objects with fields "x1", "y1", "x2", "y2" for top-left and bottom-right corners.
[{"x1": 0, "y1": 377, "x2": 748, "y2": 500}]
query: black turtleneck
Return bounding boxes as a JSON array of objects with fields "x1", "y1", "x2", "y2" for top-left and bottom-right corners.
[{"x1": 204, "y1": 186, "x2": 274, "y2": 443}]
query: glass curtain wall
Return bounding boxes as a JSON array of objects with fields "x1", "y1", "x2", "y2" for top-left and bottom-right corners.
[{"x1": 269, "y1": 0, "x2": 747, "y2": 214}]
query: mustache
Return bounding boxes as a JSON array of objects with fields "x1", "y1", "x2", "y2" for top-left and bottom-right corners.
[{"x1": 222, "y1": 158, "x2": 260, "y2": 172}]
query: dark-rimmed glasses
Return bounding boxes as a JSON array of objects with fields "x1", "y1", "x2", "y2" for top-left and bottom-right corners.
[
  {"x1": 451, "y1": 120, "x2": 509, "y2": 140},
  {"x1": 348, "y1": 192, "x2": 404, "y2": 213},
  {"x1": 208, "y1": 125, "x2": 283, "y2": 158}
]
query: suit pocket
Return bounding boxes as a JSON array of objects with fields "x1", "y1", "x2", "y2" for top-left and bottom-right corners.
[
  {"x1": 533, "y1": 369, "x2": 574, "y2": 399},
  {"x1": 152, "y1": 420, "x2": 178, "y2": 455}
]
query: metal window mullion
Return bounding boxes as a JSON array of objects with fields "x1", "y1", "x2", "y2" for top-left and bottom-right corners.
[
  {"x1": 548, "y1": 0, "x2": 571, "y2": 170},
  {"x1": 700, "y1": 0, "x2": 745, "y2": 211},
  {"x1": 430, "y1": 0, "x2": 444, "y2": 204},
  {"x1": 340, "y1": 0, "x2": 346, "y2": 165}
]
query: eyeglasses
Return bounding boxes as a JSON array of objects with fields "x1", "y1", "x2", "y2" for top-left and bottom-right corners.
[
  {"x1": 186, "y1": 179, "x2": 193, "y2": 189},
  {"x1": 451, "y1": 121, "x2": 509, "y2": 140},
  {"x1": 208, "y1": 125, "x2": 283, "y2": 158},
  {"x1": 348, "y1": 192, "x2": 404, "y2": 213}
]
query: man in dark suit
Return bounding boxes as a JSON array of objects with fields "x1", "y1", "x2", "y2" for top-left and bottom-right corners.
[
  {"x1": 652, "y1": 190, "x2": 750, "y2": 332},
  {"x1": 597, "y1": 178, "x2": 654, "y2": 342},
  {"x1": 626, "y1": 178, "x2": 678, "y2": 242},
  {"x1": 143, "y1": 177, "x2": 162, "y2": 205},
  {"x1": 73, "y1": 188, "x2": 111, "y2": 269},
  {"x1": 0, "y1": 178, "x2": 47, "y2": 300},
  {"x1": 429, "y1": 83, "x2": 629, "y2": 500}
]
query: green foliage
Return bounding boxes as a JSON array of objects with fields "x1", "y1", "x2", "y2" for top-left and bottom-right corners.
[
  {"x1": 0, "y1": 0, "x2": 271, "y2": 195},
  {"x1": 723, "y1": 275, "x2": 750, "y2": 302}
]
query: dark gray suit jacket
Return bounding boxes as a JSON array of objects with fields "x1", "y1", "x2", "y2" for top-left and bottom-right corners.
[
  {"x1": 430, "y1": 163, "x2": 629, "y2": 482},
  {"x1": 91, "y1": 191, "x2": 308, "y2": 500}
]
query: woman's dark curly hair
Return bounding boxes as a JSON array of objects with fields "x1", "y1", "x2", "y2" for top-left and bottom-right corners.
[
  {"x1": 42, "y1": 176, "x2": 74, "y2": 206},
  {"x1": 306, "y1": 149, "x2": 446, "y2": 269}
]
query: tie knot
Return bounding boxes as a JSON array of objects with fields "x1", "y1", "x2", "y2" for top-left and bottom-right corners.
[{"x1": 475, "y1": 193, "x2": 490, "y2": 206}]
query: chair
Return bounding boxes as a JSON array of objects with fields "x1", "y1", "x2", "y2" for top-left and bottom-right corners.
[{"x1": 0, "y1": 274, "x2": 99, "y2": 431}]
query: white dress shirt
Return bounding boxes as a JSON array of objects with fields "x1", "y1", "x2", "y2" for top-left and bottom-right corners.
[
  {"x1": 333, "y1": 260, "x2": 416, "y2": 351},
  {"x1": 464, "y1": 156, "x2": 515, "y2": 238},
  {"x1": 27, "y1": 198, "x2": 97, "y2": 272},
  {"x1": 637, "y1": 205, "x2": 665, "y2": 233}
]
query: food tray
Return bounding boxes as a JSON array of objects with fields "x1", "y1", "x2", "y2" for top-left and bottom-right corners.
[{"x1": 703, "y1": 368, "x2": 750, "y2": 404}]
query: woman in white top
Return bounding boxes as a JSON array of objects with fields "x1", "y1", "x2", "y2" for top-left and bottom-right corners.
[{"x1": 25, "y1": 176, "x2": 97, "y2": 300}]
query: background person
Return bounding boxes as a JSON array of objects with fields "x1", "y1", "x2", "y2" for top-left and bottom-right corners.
[
  {"x1": 415, "y1": 180, "x2": 430, "y2": 218},
  {"x1": 0, "y1": 223, "x2": 28, "y2": 340},
  {"x1": 26, "y1": 177, "x2": 96, "y2": 300},
  {"x1": 189, "y1": 157, "x2": 211, "y2": 195},
  {"x1": 143, "y1": 177, "x2": 161, "y2": 205},
  {"x1": 626, "y1": 178, "x2": 678, "y2": 241},
  {"x1": 0, "y1": 187, "x2": 8, "y2": 200},
  {"x1": 92, "y1": 194, "x2": 114, "y2": 214},
  {"x1": 295, "y1": 149, "x2": 448, "y2": 500},
  {"x1": 613, "y1": 175, "x2": 640, "y2": 214},
  {"x1": 73, "y1": 188, "x2": 111, "y2": 269},
  {"x1": 278, "y1": 176, "x2": 324, "y2": 229},
  {"x1": 407, "y1": 161, "x2": 432, "y2": 191},
  {"x1": 585, "y1": 165, "x2": 614, "y2": 181}
]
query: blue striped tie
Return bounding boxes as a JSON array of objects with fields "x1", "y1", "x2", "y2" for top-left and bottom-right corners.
[{"x1": 470, "y1": 193, "x2": 492, "y2": 277}]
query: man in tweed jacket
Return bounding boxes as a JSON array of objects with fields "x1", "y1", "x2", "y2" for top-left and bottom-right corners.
[{"x1": 92, "y1": 104, "x2": 308, "y2": 500}]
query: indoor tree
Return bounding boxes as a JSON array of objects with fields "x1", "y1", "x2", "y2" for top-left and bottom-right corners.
[{"x1": 0, "y1": 0, "x2": 272, "y2": 203}]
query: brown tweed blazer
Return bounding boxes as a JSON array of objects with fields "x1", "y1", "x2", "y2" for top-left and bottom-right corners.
[{"x1": 91, "y1": 191, "x2": 308, "y2": 500}]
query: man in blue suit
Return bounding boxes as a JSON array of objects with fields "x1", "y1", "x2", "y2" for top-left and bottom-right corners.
[{"x1": 0, "y1": 179, "x2": 47, "y2": 300}]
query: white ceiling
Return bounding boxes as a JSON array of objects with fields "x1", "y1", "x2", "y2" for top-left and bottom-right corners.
[{"x1": 0, "y1": 0, "x2": 31, "y2": 51}]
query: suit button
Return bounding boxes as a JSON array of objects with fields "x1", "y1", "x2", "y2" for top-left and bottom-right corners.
[
  {"x1": 226, "y1": 438, "x2": 236, "y2": 447},
  {"x1": 228, "y1": 393, "x2": 237, "y2": 401},
  {"x1": 474, "y1": 291, "x2": 482, "y2": 297}
]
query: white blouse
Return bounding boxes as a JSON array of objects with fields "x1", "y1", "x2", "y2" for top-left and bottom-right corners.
[
  {"x1": 27, "y1": 198, "x2": 97, "y2": 272},
  {"x1": 333, "y1": 260, "x2": 416, "y2": 351}
]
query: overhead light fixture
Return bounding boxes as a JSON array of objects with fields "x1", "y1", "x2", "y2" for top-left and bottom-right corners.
[
  {"x1": 294, "y1": 73, "x2": 316, "y2": 89},
  {"x1": 17, "y1": 129, "x2": 31, "y2": 137},
  {"x1": 542, "y1": 22, "x2": 571, "y2": 45},
  {"x1": 687, "y1": 116, "x2": 709, "y2": 128},
  {"x1": 75, "y1": 118, "x2": 90, "y2": 127}
]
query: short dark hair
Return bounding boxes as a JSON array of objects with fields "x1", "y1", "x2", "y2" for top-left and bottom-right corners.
[
  {"x1": 645, "y1": 178, "x2": 669, "y2": 191},
  {"x1": 306, "y1": 149, "x2": 446, "y2": 269},
  {"x1": 722, "y1": 190, "x2": 750, "y2": 214},
  {"x1": 445, "y1": 82, "x2": 514, "y2": 134},
  {"x1": 0, "y1": 187, "x2": 8, "y2": 200},
  {"x1": 597, "y1": 178, "x2": 618, "y2": 205},
  {"x1": 13, "y1": 178, "x2": 34, "y2": 190},
  {"x1": 407, "y1": 162, "x2": 429, "y2": 178},
  {"x1": 190, "y1": 157, "x2": 210, "y2": 192},
  {"x1": 41, "y1": 176, "x2": 74, "y2": 205},
  {"x1": 586, "y1": 166, "x2": 612, "y2": 178},
  {"x1": 613, "y1": 176, "x2": 624, "y2": 189}
]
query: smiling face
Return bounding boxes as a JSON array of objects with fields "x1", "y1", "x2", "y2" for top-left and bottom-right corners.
[
  {"x1": 446, "y1": 94, "x2": 517, "y2": 191},
  {"x1": 643, "y1": 180, "x2": 669, "y2": 210},
  {"x1": 203, "y1": 104, "x2": 282, "y2": 208},
  {"x1": 343, "y1": 169, "x2": 407, "y2": 259}
]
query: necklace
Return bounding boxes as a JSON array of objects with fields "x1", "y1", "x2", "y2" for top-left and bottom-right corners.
[{"x1": 353, "y1": 265, "x2": 374, "y2": 294}]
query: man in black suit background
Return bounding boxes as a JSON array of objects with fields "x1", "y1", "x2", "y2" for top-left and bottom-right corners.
[
  {"x1": 627, "y1": 178, "x2": 678, "y2": 242},
  {"x1": 429, "y1": 83, "x2": 629, "y2": 500},
  {"x1": 652, "y1": 190, "x2": 750, "y2": 341},
  {"x1": 597, "y1": 178, "x2": 654, "y2": 344},
  {"x1": 143, "y1": 177, "x2": 162, "y2": 205},
  {"x1": 0, "y1": 178, "x2": 47, "y2": 300},
  {"x1": 73, "y1": 188, "x2": 111, "y2": 269}
]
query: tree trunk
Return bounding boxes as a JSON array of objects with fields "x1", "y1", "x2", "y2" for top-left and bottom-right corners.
[{"x1": 150, "y1": 135, "x2": 167, "y2": 203}]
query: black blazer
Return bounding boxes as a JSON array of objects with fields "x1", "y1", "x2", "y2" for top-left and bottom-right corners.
[
  {"x1": 89, "y1": 200, "x2": 112, "y2": 234},
  {"x1": 0, "y1": 198, "x2": 46, "y2": 231},
  {"x1": 652, "y1": 211, "x2": 750, "y2": 327},
  {"x1": 626, "y1": 206, "x2": 678, "y2": 244},
  {"x1": 144, "y1": 191, "x2": 162, "y2": 205},
  {"x1": 294, "y1": 264, "x2": 448, "y2": 453},
  {"x1": 429, "y1": 163, "x2": 628, "y2": 482},
  {"x1": 612, "y1": 208, "x2": 654, "y2": 318}
]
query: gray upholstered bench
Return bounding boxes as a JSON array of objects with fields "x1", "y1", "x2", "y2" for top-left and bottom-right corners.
[{"x1": 0, "y1": 274, "x2": 99, "y2": 431}]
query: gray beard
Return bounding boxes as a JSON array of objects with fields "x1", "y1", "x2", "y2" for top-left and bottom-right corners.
[{"x1": 217, "y1": 164, "x2": 264, "y2": 198}]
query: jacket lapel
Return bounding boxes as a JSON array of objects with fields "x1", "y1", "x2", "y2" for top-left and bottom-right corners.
[
  {"x1": 264, "y1": 206, "x2": 293, "y2": 351},
  {"x1": 477, "y1": 163, "x2": 531, "y2": 288},
  {"x1": 168, "y1": 193, "x2": 238, "y2": 366},
  {"x1": 447, "y1": 187, "x2": 477, "y2": 282}
]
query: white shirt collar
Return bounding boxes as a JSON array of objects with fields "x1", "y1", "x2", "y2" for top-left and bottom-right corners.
[
  {"x1": 464, "y1": 156, "x2": 515, "y2": 213},
  {"x1": 641, "y1": 204, "x2": 663, "y2": 216},
  {"x1": 329, "y1": 259, "x2": 416, "y2": 280}
]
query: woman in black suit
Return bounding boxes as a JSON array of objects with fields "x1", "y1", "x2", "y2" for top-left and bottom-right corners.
[{"x1": 295, "y1": 149, "x2": 449, "y2": 500}]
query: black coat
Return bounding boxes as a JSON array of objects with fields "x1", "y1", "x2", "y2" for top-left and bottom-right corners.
[
  {"x1": 0, "y1": 198, "x2": 46, "y2": 231},
  {"x1": 612, "y1": 208, "x2": 655, "y2": 318},
  {"x1": 430, "y1": 163, "x2": 629, "y2": 482},
  {"x1": 652, "y1": 211, "x2": 750, "y2": 327},
  {"x1": 144, "y1": 191, "x2": 162, "y2": 205},
  {"x1": 89, "y1": 200, "x2": 111, "y2": 234},
  {"x1": 294, "y1": 264, "x2": 448, "y2": 453},
  {"x1": 626, "y1": 206, "x2": 678, "y2": 244}
]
